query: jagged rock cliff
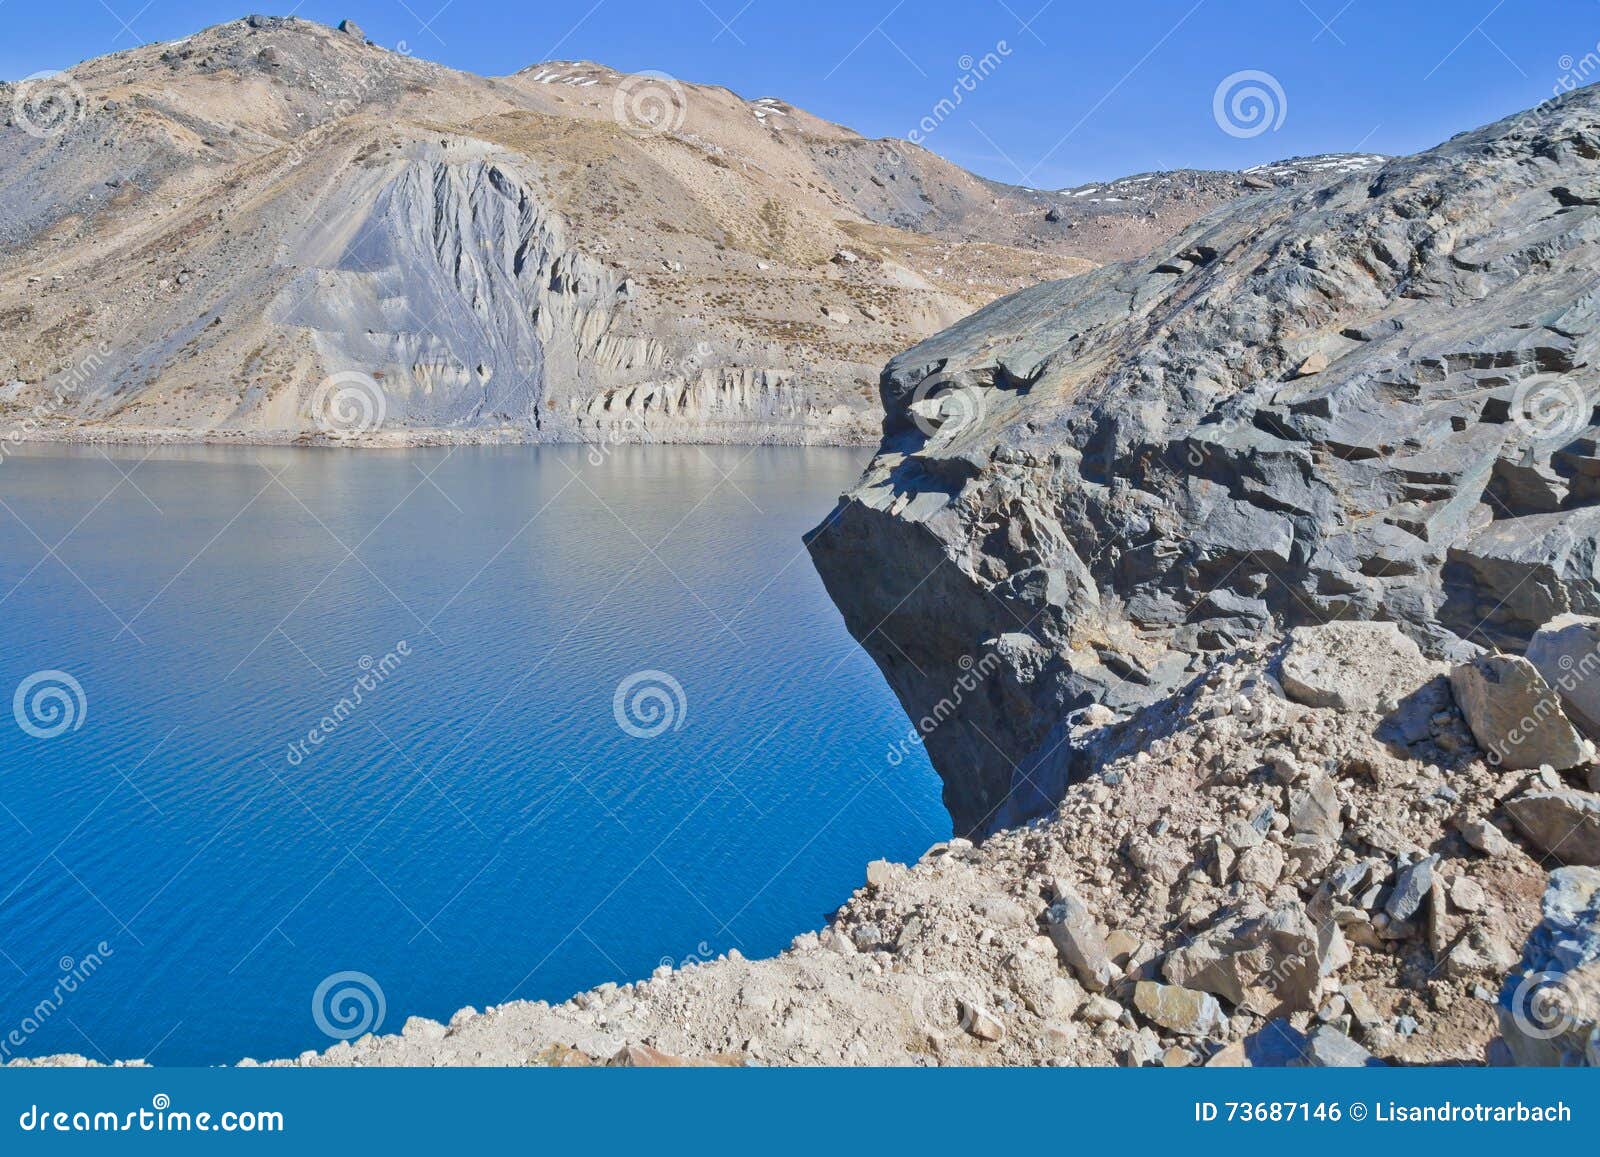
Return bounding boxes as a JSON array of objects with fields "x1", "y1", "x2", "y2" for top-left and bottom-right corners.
[{"x1": 809, "y1": 84, "x2": 1600, "y2": 836}]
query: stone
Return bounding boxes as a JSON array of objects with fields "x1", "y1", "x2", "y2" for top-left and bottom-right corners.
[
  {"x1": 337, "y1": 18, "x2": 366, "y2": 39},
  {"x1": 1236, "y1": 842, "x2": 1286, "y2": 887},
  {"x1": 1133, "y1": 980, "x2": 1228, "y2": 1037},
  {"x1": 1458, "y1": 816, "x2": 1516, "y2": 858},
  {"x1": 957, "y1": 999, "x2": 1005, "y2": 1042},
  {"x1": 1386, "y1": 854, "x2": 1438, "y2": 923},
  {"x1": 1499, "y1": 867, "x2": 1600, "y2": 1066},
  {"x1": 1302, "y1": 1024, "x2": 1380, "y2": 1067},
  {"x1": 1342, "y1": 984, "x2": 1381, "y2": 1028},
  {"x1": 1525, "y1": 615, "x2": 1600, "y2": 741},
  {"x1": 1044, "y1": 885, "x2": 1117, "y2": 992},
  {"x1": 1504, "y1": 790, "x2": 1600, "y2": 866},
  {"x1": 1292, "y1": 351, "x2": 1330, "y2": 378},
  {"x1": 865, "y1": 859, "x2": 898, "y2": 889},
  {"x1": 1288, "y1": 772, "x2": 1342, "y2": 840},
  {"x1": 1079, "y1": 995, "x2": 1123, "y2": 1024},
  {"x1": 1451, "y1": 877, "x2": 1486, "y2": 912},
  {"x1": 1450, "y1": 655, "x2": 1591, "y2": 771},
  {"x1": 1279, "y1": 621, "x2": 1442, "y2": 714},
  {"x1": 1163, "y1": 904, "x2": 1326, "y2": 1016}
]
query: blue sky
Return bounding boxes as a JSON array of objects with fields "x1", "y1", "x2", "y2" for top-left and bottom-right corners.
[{"x1": 4, "y1": 0, "x2": 1599, "y2": 186}]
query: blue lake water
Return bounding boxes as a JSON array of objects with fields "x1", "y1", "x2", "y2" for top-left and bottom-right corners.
[{"x1": 0, "y1": 444, "x2": 948, "y2": 1065}]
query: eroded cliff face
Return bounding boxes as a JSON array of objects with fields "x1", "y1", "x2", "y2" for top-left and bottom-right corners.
[{"x1": 809, "y1": 84, "x2": 1600, "y2": 837}]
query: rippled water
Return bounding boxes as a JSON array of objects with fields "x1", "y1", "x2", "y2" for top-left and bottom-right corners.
[{"x1": 0, "y1": 444, "x2": 947, "y2": 1065}]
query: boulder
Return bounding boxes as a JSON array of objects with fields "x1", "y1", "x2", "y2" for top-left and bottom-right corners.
[
  {"x1": 1504, "y1": 790, "x2": 1600, "y2": 866},
  {"x1": 1498, "y1": 867, "x2": 1600, "y2": 1066},
  {"x1": 1449, "y1": 654, "x2": 1591, "y2": 770},
  {"x1": 1525, "y1": 614, "x2": 1600, "y2": 741},
  {"x1": 1162, "y1": 904, "x2": 1331, "y2": 1016},
  {"x1": 337, "y1": 18, "x2": 365, "y2": 39},
  {"x1": 1132, "y1": 981, "x2": 1227, "y2": 1037},
  {"x1": 1279, "y1": 621, "x2": 1442, "y2": 714},
  {"x1": 1301, "y1": 1024, "x2": 1381, "y2": 1067},
  {"x1": 1044, "y1": 884, "x2": 1116, "y2": 992}
]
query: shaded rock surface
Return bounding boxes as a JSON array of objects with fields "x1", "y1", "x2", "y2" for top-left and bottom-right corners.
[
  {"x1": 808, "y1": 83, "x2": 1600, "y2": 835},
  {"x1": 1497, "y1": 866, "x2": 1600, "y2": 1065}
]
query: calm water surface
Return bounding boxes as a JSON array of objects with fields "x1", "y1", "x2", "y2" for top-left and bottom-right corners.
[{"x1": 0, "y1": 444, "x2": 947, "y2": 1064}]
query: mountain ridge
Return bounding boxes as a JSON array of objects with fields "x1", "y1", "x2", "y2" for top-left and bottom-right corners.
[{"x1": 0, "y1": 15, "x2": 1379, "y2": 448}]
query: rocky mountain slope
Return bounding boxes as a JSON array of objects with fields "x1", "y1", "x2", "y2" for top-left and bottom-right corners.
[
  {"x1": 15, "y1": 85, "x2": 1598, "y2": 1074},
  {"x1": 0, "y1": 16, "x2": 1374, "y2": 447},
  {"x1": 808, "y1": 81, "x2": 1600, "y2": 835}
]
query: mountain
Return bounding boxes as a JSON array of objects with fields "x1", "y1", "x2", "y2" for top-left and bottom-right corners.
[
  {"x1": 0, "y1": 16, "x2": 1374, "y2": 446},
  {"x1": 808, "y1": 82, "x2": 1600, "y2": 835}
]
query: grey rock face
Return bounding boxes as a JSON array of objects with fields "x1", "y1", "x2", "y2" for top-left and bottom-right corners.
[
  {"x1": 1449, "y1": 654, "x2": 1591, "y2": 770},
  {"x1": 1498, "y1": 866, "x2": 1600, "y2": 1065},
  {"x1": 809, "y1": 85, "x2": 1600, "y2": 835}
]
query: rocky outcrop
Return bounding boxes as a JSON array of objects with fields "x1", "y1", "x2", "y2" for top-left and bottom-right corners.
[{"x1": 809, "y1": 84, "x2": 1600, "y2": 836}]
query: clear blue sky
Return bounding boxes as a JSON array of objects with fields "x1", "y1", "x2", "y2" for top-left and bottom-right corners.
[{"x1": 5, "y1": 0, "x2": 1599, "y2": 186}]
